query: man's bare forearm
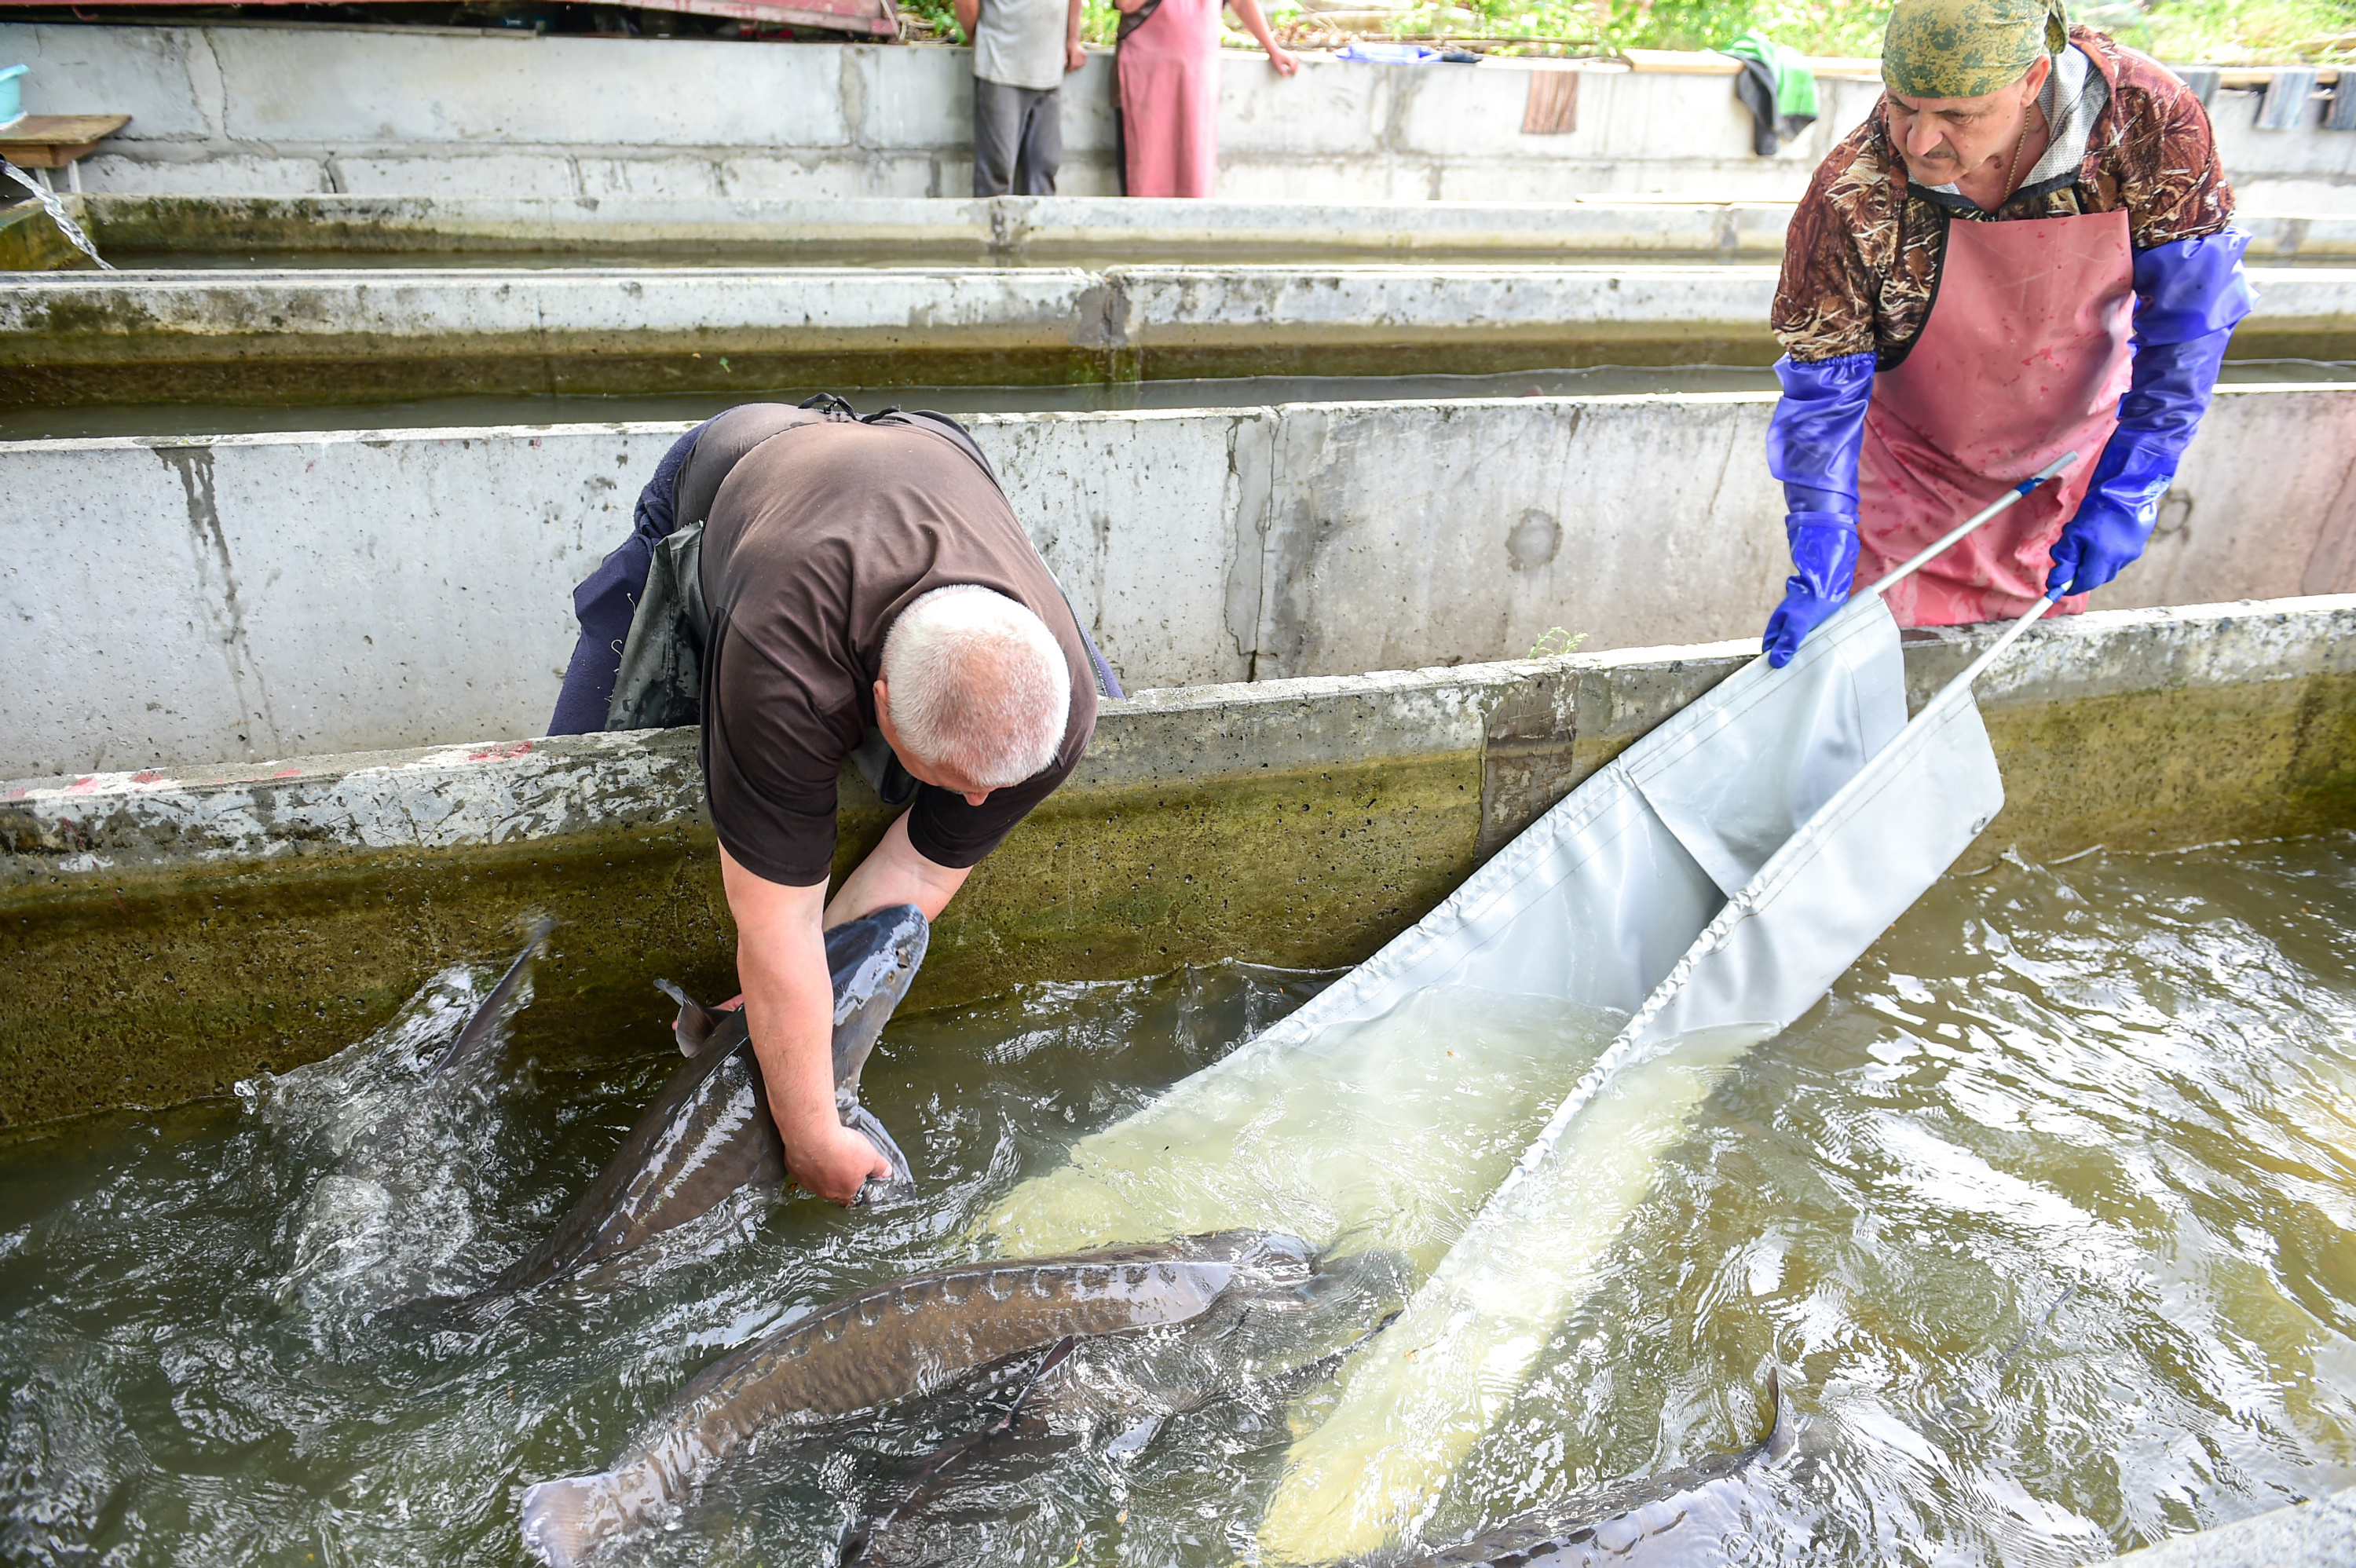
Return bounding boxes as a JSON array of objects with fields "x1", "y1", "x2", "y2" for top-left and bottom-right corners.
[
  {"x1": 823, "y1": 810, "x2": 972, "y2": 927},
  {"x1": 720, "y1": 842, "x2": 891, "y2": 1203}
]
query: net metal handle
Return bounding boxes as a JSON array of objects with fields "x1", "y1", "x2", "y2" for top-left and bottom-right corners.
[{"x1": 1857, "y1": 449, "x2": 2081, "y2": 602}]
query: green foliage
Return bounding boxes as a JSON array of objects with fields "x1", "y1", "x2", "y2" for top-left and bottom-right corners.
[
  {"x1": 2109, "y1": 0, "x2": 2356, "y2": 64},
  {"x1": 1601, "y1": 0, "x2": 1882, "y2": 55},
  {"x1": 992, "y1": 0, "x2": 2356, "y2": 62},
  {"x1": 1529, "y1": 627, "x2": 1589, "y2": 658},
  {"x1": 1592, "y1": 0, "x2": 2356, "y2": 60},
  {"x1": 902, "y1": 0, "x2": 962, "y2": 35}
]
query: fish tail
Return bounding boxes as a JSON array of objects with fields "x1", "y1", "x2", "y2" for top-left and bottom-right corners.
[{"x1": 519, "y1": 1471, "x2": 622, "y2": 1568}]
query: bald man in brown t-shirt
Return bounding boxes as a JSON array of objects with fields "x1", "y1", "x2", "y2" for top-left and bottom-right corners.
[{"x1": 551, "y1": 402, "x2": 1107, "y2": 1201}]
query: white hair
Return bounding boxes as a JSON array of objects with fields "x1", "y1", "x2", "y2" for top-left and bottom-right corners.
[{"x1": 881, "y1": 586, "x2": 1072, "y2": 788}]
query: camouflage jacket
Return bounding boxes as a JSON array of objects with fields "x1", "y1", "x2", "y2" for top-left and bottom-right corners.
[{"x1": 1771, "y1": 27, "x2": 2236, "y2": 367}]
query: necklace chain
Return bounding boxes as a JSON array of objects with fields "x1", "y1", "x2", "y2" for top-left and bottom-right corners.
[{"x1": 1999, "y1": 97, "x2": 2038, "y2": 208}]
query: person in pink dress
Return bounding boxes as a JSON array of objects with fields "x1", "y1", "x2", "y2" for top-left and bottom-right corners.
[{"x1": 1113, "y1": 0, "x2": 1296, "y2": 198}]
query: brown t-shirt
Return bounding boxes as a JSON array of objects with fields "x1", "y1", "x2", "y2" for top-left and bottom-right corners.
[{"x1": 697, "y1": 408, "x2": 1097, "y2": 887}]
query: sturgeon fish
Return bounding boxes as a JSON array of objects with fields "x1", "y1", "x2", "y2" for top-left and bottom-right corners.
[
  {"x1": 843, "y1": 1247, "x2": 1414, "y2": 1566},
  {"x1": 276, "y1": 918, "x2": 554, "y2": 1313},
  {"x1": 488, "y1": 903, "x2": 929, "y2": 1296},
  {"x1": 518, "y1": 1230, "x2": 1314, "y2": 1567},
  {"x1": 1370, "y1": 1287, "x2": 2079, "y2": 1567},
  {"x1": 1374, "y1": 1369, "x2": 1806, "y2": 1567}
]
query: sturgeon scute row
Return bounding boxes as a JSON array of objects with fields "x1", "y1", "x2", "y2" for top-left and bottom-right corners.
[{"x1": 520, "y1": 1230, "x2": 1313, "y2": 1566}]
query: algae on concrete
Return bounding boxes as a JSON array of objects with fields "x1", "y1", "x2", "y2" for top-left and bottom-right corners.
[
  {"x1": 6, "y1": 601, "x2": 2355, "y2": 1129},
  {"x1": 0, "y1": 199, "x2": 97, "y2": 273}
]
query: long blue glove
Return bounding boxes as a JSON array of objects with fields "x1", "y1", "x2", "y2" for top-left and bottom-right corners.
[
  {"x1": 2047, "y1": 231, "x2": 2255, "y2": 599},
  {"x1": 1762, "y1": 352, "x2": 1874, "y2": 667}
]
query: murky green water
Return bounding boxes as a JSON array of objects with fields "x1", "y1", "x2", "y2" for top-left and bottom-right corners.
[
  {"x1": 0, "y1": 366, "x2": 1780, "y2": 444},
  {"x1": 2, "y1": 835, "x2": 2353, "y2": 1565},
  {"x1": 7, "y1": 361, "x2": 2342, "y2": 445}
]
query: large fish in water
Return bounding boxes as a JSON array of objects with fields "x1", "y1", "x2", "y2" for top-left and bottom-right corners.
[
  {"x1": 518, "y1": 1230, "x2": 1315, "y2": 1567},
  {"x1": 1368, "y1": 1369, "x2": 1809, "y2": 1567},
  {"x1": 1351, "y1": 1287, "x2": 2078, "y2": 1567},
  {"x1": 276, "y1": 917, "x2": 554, "y2": 1314},
  {"x1": 479, "y1": 904, "x2": 929, "y2": 1297},
  {"x1": 842, "y1": 1246, "x2": 1414, "y2": 1567}
]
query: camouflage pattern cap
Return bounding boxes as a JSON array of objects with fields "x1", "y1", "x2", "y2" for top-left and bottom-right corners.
[{"x1": 1882, "y1": 0, "x2": 2067, "y2": 99}]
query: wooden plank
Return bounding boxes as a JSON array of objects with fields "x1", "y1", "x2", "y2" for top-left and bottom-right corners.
[
  {"x1": 1520, "y1": 68, "x2": 1578, "y2": 133},
  {"x1": 0, "y1": 114, "x2": 131, "y2": 170},
  {"x1": 615, "y1": 0, "x2": 896, "y2": 33}
]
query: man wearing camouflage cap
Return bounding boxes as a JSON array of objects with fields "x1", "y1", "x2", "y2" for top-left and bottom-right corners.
[{"x1": 1759, "y1": 0, "x2": 2253, "y2": 662}]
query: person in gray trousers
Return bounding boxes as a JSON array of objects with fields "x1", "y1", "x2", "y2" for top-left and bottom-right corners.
[{"x1": 957, "y1": 0, "x2": 1087, "y2": 195}]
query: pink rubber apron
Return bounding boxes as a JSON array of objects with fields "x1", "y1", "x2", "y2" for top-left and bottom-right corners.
[{"x1": 1855, "y1": 208, "x2": 2135, "y2": 627}]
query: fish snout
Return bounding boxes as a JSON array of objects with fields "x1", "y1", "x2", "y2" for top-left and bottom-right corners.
[
  {"x1": 825, "y1": 905, "x2": 933, "y2": 1094},
  {"x1": 1246, "y1": 1233, "x2": 1316, "y2": 1274}
]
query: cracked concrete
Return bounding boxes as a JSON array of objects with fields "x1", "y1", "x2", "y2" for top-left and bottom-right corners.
[{"x1": 8, "y1": 386, "x2": 2356, "y2": 777}]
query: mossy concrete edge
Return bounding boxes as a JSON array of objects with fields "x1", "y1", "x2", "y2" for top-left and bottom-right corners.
[{"x1": 5, "y1": 596, "x2": 2354, "y2": 1127}]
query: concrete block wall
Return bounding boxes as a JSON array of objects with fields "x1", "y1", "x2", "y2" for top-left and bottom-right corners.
[
  {"x1": 5, "y1": 24, "x2": 2353, "y2": 211},
  {"x1": 5, "y1": 385, "x2": 2355, "y2": 780}
]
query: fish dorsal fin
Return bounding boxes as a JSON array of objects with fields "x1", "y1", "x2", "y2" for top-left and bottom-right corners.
[
  {"x1": 430, "y1": 915, "x2": 554, "y2": 1081},
  {"x1": 1763, "y1": 1366, "x2": 1798, "y2": 1461},
  {"x1": 655, "y1": 978, "x2": 730, "y2": 1058}
]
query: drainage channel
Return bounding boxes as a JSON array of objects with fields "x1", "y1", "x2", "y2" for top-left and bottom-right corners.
[
  {"x1": 12, "y1": 262, "x2": 2352, "y2": 413},
  {"x1": 101, "y1": 246, "x2": 1780, "y2": 272},
  {"x1": 7, "y1": 360, "x2": 2344, "y2": 444},
  {"x1": 0, "y1": 365, "x2": 1783, "y2": 442}
]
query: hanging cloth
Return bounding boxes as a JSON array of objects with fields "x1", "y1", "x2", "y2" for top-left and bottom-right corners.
[
  {"x1": 1719, "y1": 29, "x2": 1819, "y2": 155},
  {"x1": 1858, "y1": 208, "x2": 2135, "y2": 627}
]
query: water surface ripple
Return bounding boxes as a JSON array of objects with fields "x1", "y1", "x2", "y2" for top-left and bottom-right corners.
[{"x1": 1, "y1": 837, "x2": 2351, "y2": 1565}]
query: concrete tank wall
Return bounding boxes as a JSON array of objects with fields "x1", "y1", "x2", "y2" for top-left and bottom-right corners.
[
  {"x1": 9, "y1": 262, "x2": 2352, "y2": 406},
  {"x1": 4, "y1": 595, "x2": 2352, "y2": 1125},
  {"x1": 61, "y1": 192, "x2": 2356, "y2": 263},
  {"x1": 6, "y1": 386, "x2": 2356, "y2": 780},
  {"x1": 7, "y1": 24, "x2": 2354, "y2": 211}
]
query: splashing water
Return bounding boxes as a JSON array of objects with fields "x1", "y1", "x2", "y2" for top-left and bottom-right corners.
[
  {"x1": 240, "y1": 960, "x2": 532, "y2": 1326},
  {"x1": 0, "y1": 844, "x2": 2352, "y2": 1566},
  {"x1": 1, "y1": 159, "x2": 112, "y2": 270}
]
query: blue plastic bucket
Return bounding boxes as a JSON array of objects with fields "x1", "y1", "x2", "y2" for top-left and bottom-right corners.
[{"x1": 0, "y1": 64, "x2": 27, "y2": 128}]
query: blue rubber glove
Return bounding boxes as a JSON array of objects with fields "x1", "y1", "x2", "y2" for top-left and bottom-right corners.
[
  {"x1": 1762, "y1": 352, "x2": 1875, "y2": 666},
  {"x1": 1764, "y1": 513, "x2": 1863, "y2": 667},
  {"x1": 2047, "y1": 231, "x2": 2255, "y2": 599}
]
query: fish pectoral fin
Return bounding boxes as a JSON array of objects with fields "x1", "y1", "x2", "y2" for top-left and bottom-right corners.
[
  {"x1": 841, "y1": 1339, "x2": 1081, "y2": 1564},
  {"x1": 1007, "y1": 1337, "x2": 1078, "y2": 1426},
  {"x1": 845, "y1": 1105, "x2": 917, "y2": 1204},
  {"x1": 656, "y1": 978, "x2": 728, "y2": 1057}
]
